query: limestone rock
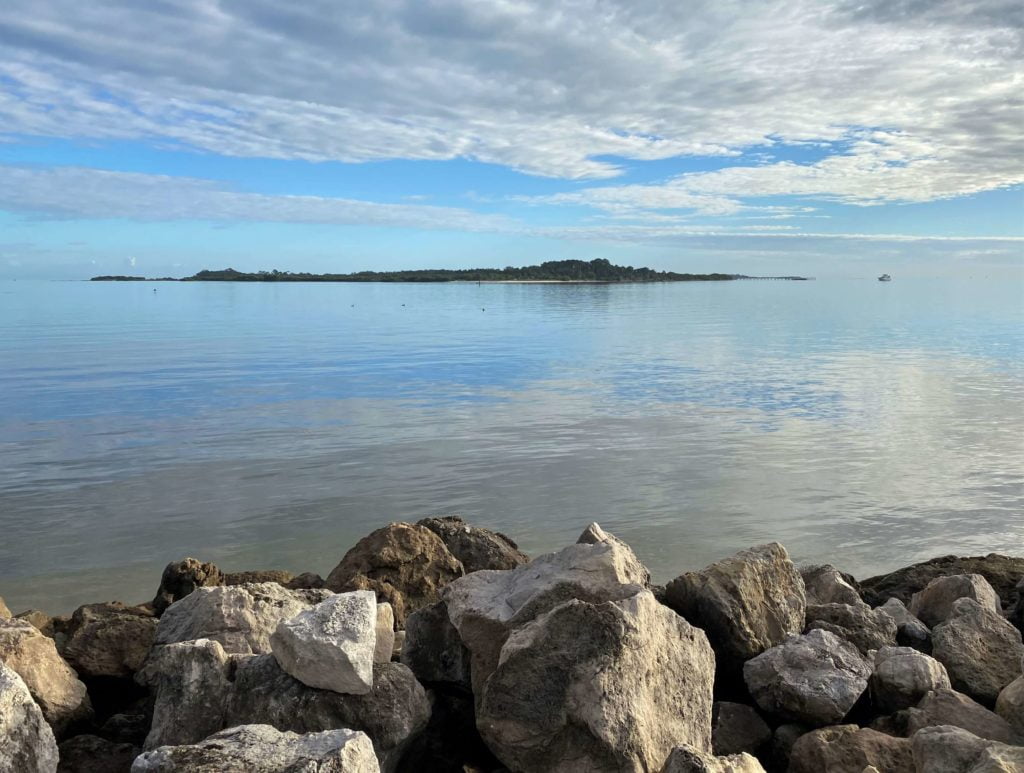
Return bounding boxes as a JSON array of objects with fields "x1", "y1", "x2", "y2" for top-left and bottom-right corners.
[
  {"x1": 151, "y1": 558, "x2": 223, "y2": 615},
  {"x1": 442, "y1": 527, "x2": 647, "y2": 694},
  {"x1": 325, "y1": 523, "x2": 464, "y2": 627},
  {"x1": 0, "y1": 619, "x2": 92, "y2": 736},
  {"x1": 155, "y1": 582, "x2": 332, "y2": 655},
  {"x1": 905, "y1": 689, "x2": 1017, "y2": 743},
  {"x1": 743, "y1": 629, "x2": 870, "y2": 726},
  {"x1": 56, "y1": 733, "x2": 136, "y2": 773},
  {"x1": 131, "y1": 724, "x2": 379, "y2": 772},
  {"x1": 61, "y1": 602, "x2": 157, "y2": 680},
  {"x1": 223, "y1": 569, "x2": 296, "y2": 587},
  {"x1": 711, "y1": 702, "x2": 771, "y2": 757},
  {"x1": 0, "y1": 596, "x2": 10, "y2": 619},
  {"x1": 910, "y1": 725, "x2": 1024, "y2": 773},
  {"x1": 801, "y1": 564, "x2": 862, "y2": 606},
  {"x1": 400, "y1": 601, "x2": 471, "y2": 689},
  {"x1": 417, "y1": 515, "x2": 529, "y2": 573},
  {"x1": 477, "y1": 590, "x2": 715, "y2": 773},
  {"x1": 374, "y1": 603, "x2": 395, "y2": 664},
  {"x1": 660, "y1": 744, "x2": 766, "y2": 772},
  {"x1": 135, "y1": 639, "x2": 233, "y2": 750},
  {"x1": 16, "y1": 611, "x2": 58, "y2": 640},
  {"x1": 576, "y1": 522, "x2": 652, "y2": 584},
  {"x1": 664, "y1": 543, "x2": 805, "y2": 670},
  {"x1": 909, "y1": 574, "x2": 1001, "y2": 628},
  {"x1": 875, "y1": 598, "x2": 931, "y2": 652},
  {"x1": 225, "y1": 656, "x2": 429, "y2": 771},
  {"x1": 932, "y1": 597, "x2": 1024, "y2": 705},
  {"x1": 869, "y1": 646, "x2": 951, "y2": 713},
  {"x1": 286, "y1": 572, "x2": 326, "y2": 590},
  {"x1": 787, "y1": 725, "x2": 913, "y2": 773},
  {"x1": 860, "y1": 554, "x2": 1024, "y2": 610},
  {"x1": 805, "y1": 602, "x2": 897, "y2": 655},
  {"x1": 995, "y1": 673, "x2": 1024, "y2": 737},
  {"x1": 0, "y1": 661, "x2": 59, "y2": 773},
  {"x1": 270, "y1": 590, "x2": 377, "y2": 695}
]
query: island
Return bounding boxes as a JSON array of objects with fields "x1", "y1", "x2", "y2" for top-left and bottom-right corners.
[{"x1": 91, "y1": 259, "x2": 809, "y2": 283}]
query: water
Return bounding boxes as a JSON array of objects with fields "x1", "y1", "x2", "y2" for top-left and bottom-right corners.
[{"x1": 1, "y1": 278, "x2": 1022, "y2": 615}]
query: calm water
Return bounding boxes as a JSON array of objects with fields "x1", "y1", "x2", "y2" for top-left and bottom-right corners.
[{"x1": 1, "y1": 278, "x2": 1022, "y2": 615}]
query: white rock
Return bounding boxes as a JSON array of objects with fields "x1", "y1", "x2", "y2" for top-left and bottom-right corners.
[
  {"x1": 0, "y1": 661, "x2": 59, "y2": 773},
  {"x1": 0, "y1": 596, "x2": 10, "y2": 619},
  {"x1": 869, "y1": 646, "x2": 950, "y2": 713},
  {"x1": 374, "y1": 603, "x2": 394, "y2": 664},
  {"x1": 909, "y1": 574, "x2": 1000, "y2": 628},
  {"x1": 801, "y1": 564, "x2": 862, "y2": 607},
  {"x1": 271, "y1": 590, "x2": 377, "y2": 695}
]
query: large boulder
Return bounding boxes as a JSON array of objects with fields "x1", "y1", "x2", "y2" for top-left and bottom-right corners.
[
  {"x1": 910, "y1": 725, "x2": 1024, "y2": 773},
  {"x1": 0, "y1": 619, "x2": 91, "y2": 737},
  {"x1": 400, "y1": 601, "x2": 471, "y2": 689},
  {"x1": 151, "y1": 558, "x2": 223, "y2": 616},
  {"x1": 417, "y1": 515, "x2": 529, "y2": 573},
  {"x1": 931, "y1": 597, "x2": 1024, "y2": 706},
  {"x1": 800, "y1": 564, "x2": 862, "y2": 607},
  {"x1": 325, "y1": 523, "x2": 464, "y2": 628},
  {"x1": 909, "y1": 574, "x2": 1002, "y2": 628},
  {"x1": 860, "y1": 555, "x2": 1024, "y2": 610},
  {"x1": 56, "y1": 734, "x2": 137, "y2": 773},
  {"x1": 442, "y1": 524, "x2": 648, "y2": 695},
  {"x1": 61, "y1": 603, "x2": 157, "y2": 680},
  {"x1": 270, "y1": 590, "x2": 377, "y2": 695},
  {"x1": 995, "y1": 672, "x2": 1024, "y2": 737},
  {"x1": 223, "y1": 569, "x2": 296, "y2": 587},
  {"x1": 804, "y1": 602, "x2": 897, "y2": 655},
  {"x1": 477, "y1": 590, "x2": 715, "y2": 773},
  {"x1": 154, "y1": 582, "x2": 331, "y2": 655},
  {"x1": 869, "y1": 646, "x2": 950, "y2": 714},
  {"x1": 659, "y1": 745, "x2": 765, "y2": 772},
  {"x1": 225, "y1": 656, "x2": 430, "y2": 772},
  {"x1": 743, "y1": 629, "x2": 870, "y2": 726},
  {"x1": 664, "y1": 543, "x2": 805, "y2": 672},
  {"x1": 875, "y1": 598, "x2": 931, "y2": 653},
  {"x1": 0, "y1": 661, "x2": 59, "y2": 773},
  {"x1": 787, "y1": 725, "x2": 913, "y2": 773},
  {"x1": 905, "y1": 689, "x2": 1017, "y2": 743},
  {"x1": 131, "y1": 724, "x2": 379, "y2": 772},
  {"x1": 711, "y1": 702, "x2": 771, "y2": 758}
]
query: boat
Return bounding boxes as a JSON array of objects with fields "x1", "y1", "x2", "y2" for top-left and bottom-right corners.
[{"x1": 878, "y1": 274, "x2": 892, "y2": 282}]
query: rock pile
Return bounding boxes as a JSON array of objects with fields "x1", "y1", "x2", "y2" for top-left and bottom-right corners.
[{"x1": 0, "y1": 516, "x2": 1022, "y2": 772}]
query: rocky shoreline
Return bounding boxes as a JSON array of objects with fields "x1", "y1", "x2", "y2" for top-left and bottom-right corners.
[{"x1": 1, "y1": 515, "x2": 1022, "y2": 772}]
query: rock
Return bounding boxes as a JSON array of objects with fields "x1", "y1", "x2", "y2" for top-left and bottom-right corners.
[
  {"x1": 400, "y1": 601, "x2": 471, "y2": 689},
  {"x1": 0, "y1": 619, "x2": 92, "y2": 736},
  {"x1": 286, "y1": 572, "x2": 326, "y2": 590},
  {"x1": 135, "y1": 639, "x2": 233, "y2": 750},
  {"x1": 394, "y1": 690, "x2": 500, "y2": 773},
  {"x1": 905, "y1": 689, "x2": 1017, "y2": 743},
  {"x1": 995, "y1": 673, "x2": 1024, "y2": 737},
  {"x1": 477, "y1": 590, "x2": 715, "y2": 772},
  {"x1": 374, "y1": 603, "x2": 395, "y2": 664},
  {"x1": 100, "y1": 711, "x2": 151, "y2": 745},
  {"x1": 805, "y1": 602, "x2": 897, "y2": 655},
  {"x1": 868, "y1": 709, "x2": 916, "y2": 738},
  {"x1": 131, "y1": 724, "x2": 379, "y2": 772},
  {"x1": 225, "y1": 656, "x2": 430, "y2": 772},
  {"x1": 770, "y1": 724, "x2": 809, "y2": 771},
  {"x1": 0, "y1": 596, "x2": 11, "y2": 619},
  {"x1": 223, "y1": 569, "x2": 296, "y2": 587},
  {"x1": 860, "y1": 554, "x2": 1024, "y2": 610},
  {"x1": 417, "y1": 515, "x2": 529, "y2": 573},
  {"x1": 390, "y1": 631, "x2": 403, "y2": 661},
  {"x1": 16, "y1": 611, "x2": 58, "y2": 639},
  {"x1": 325, "y1": 523, "x2": 464, "y2": 628},
  {"x1": 664, "y1": 542, "x2": 805, "y2": 672},
  {"x1": 151, "y1": 558, "x2": 223, "y2": 616},
  {"x1": 56, "y1": 734, "x2": 136, "y2": 773},
  {"x1": 875, "y1": 599, "x2": 931, "y2": 652},
  {"x1": 1010, "y1": 577, "x2": 1024, "y2": 634},
  {"x1": 787, "y1": 725, "x2": 913, "y2": 773},
  {"x1": 743, "y1": 629, "x2": 870, "y2": 726},
  {"x1": 869, "y1": 646, "x2": 951, "y2": 713},
  {"x1": 0, "y1": 661, "x2": 59, "y2": 773},
  {"x1": 932, "y1": 597, "x2": 1024, "y2": 706},
  {"x1": 909, "y1": 574, "x2": 1001, "y2": 628},
  {"x1": 801, "y1": 564, "x2": 862, "y2": 606},
  {"x1": 711, "y1": 702, "x2": 771, "y2": 757},
  {"x1": 270, "y1": 590, "x2": 377, "y2": 695},
  {"x1": 910, "y1": 725, "x2": 1024, "y2": 773},
  {"x1": 61, "y1": 602, "x2": 157, "y2": 680},
  {"x1": 660, "y1": 744, "x2": 766, "y2": 772},
  {"x1": 442, "y1": 526, "x2": 648, "y2": 695},
  {"x1": 155, "y1": 582, "x2": 332, "y2": 655}
]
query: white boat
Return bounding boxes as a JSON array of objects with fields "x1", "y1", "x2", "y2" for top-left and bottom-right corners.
[{"x1": 878, "y1": 274, "x2": 892, "y2": 282}]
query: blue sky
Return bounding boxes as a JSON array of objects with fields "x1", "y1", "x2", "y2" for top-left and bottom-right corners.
[{"x1": 0, "y1": 1, "x2": 1022, "y2": 279}]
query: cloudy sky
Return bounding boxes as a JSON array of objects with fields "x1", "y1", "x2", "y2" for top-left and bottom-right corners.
[{"x1": 1, "y1": 0, "x2": 1021, "y2": 278}]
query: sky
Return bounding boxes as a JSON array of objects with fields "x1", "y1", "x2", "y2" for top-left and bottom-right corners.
[{"x1": 0, "y1": 0, "x2": 1022, "y2": 279}]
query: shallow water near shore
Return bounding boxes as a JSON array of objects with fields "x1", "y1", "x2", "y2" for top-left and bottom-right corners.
[{"x1": 1, "y1": 277, "x2": 1022, "y2": 615}]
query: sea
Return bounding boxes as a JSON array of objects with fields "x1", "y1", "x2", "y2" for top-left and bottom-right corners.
[{"x1": 1, "y1": 277, "x2": 1022, "y2": 615}]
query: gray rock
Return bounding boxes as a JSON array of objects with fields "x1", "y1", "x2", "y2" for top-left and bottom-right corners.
[
  {"x1": 909, "y1": 574, "x2": 1001, "y2": 628},
  {"x1": 805, "y1": 602, "x2": 897, "y2": 655},
  {"x1": 285, "y1": 572, "x2": 326, "y2": 590},
  {"x1": 660, "y1": 744, "x2": 766, "y2": 772},
  {"x1": 1010, "y1": 577, "x2": 1024, "y2": 633},
  {"x1": 905, "y1": 689, "x2": 1017, "y2": 743},
  {"x1": 374, "y1": 603, "x2": 394, "y2": 664},
  {"x1": 477, "y1": 590, "x2": 715, "y2": 772},
  {"x1": 801, "y1": 564, "x2": 862, "y2": 606},
  {"x1": 155, "y1": 582, "x2": 332, "y2": 655},
  {"x1": 270, "y1": 590, "x2": 377, "y2": 695},
  {"x1": 743, "y1": 629, "x2": 870, "y2": 726},
  {"x1": 223, "y1": 569, "x2": 296, "y2": 587},
  {"x1": 869, "y1": 646, "x2": 951, "y2": 713},
  {"x1": 0, "y1": 661, "x2": 58, "y2": 773},
  {"x1": 770, "y1": 724, "x2": 809, "y2": 771},
  {"x1": 787, "y1": 725, "x2": 913, "y2": 773},
  {"x1": 664, "y1": 542, "x2": 805, "y2": 670},
  {"x1": 711, "y1": 702, "x2": 771, "y2": 757},
  {"x1": 0, "y1": 619, "x2": 92, "y2": 736},
  {"x1": 417, "y1": 515, "x2": 529, "y2": 573},
  {"x1": 61, "y1": 602, "x2": 157, "y2": 680},
  {"x1": 859, "y1": 554, "x2": 1024, "y2": 610},
  {"x1": 400, "y1": 601, "x2": 470, "y2": 689},
  {"x1": 225, "y1": 656, "x2": 429, "y2": 772},
  {"x1": 131, "y1": 724, "x2": 379, "y2": 772},
  {"x1": 56, "y1": 733, "x2": 136, "y2": 773},
  {"x1": 932, "y1": 597, "x2": 1024, "y2": 706},
  {"x1": 135, "y1": 639, "x2": 233, "y2": 750},
  {"x1": 875, "y1": 598, "x2": 931, "y2": 652},
  {"x1": 152, "y1": 558, "x2": 223, "y2": 616},
  {"x1": 995, "y1": 673, "x2": 1024, "y2": 737},
  {"x1": 909, "y1": 725, "x2": 1024, "y2": 773}
]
